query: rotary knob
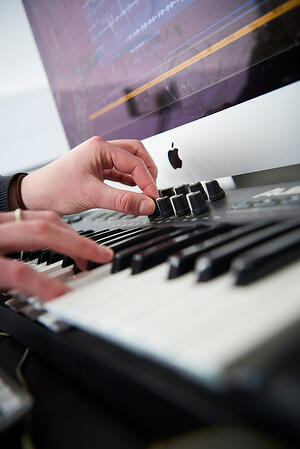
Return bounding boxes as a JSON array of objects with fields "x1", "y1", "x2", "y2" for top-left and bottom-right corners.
[
  {"x1": 156, "y1": 196, "x2": 174, "y2": 218},
  {"x1": 205, "y1": 180, "x2": 225, "y2": 201},
  {"x1": 159, "y1": 187, "x2": 175, "y2": 198},
  {"x1": 170, "y1": 194, "x2": 190, "y2": 216},
  {"x1": 189, "y1": 182, "x2": 208, "y2": 200},
  {"x1": 186, "y1": 192, "x2": 209, "y2": 215},
  {"x1": 148, "y1": 201, "x2": 160, "y2": 220},
  {"x1": 174, "y1": 184, "x2": 189, "y2": 196}
]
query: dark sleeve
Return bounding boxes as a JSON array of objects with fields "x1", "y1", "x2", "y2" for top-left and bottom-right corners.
[{"x1": 0, "y1": 175, "x2": 15, "y2": 212}]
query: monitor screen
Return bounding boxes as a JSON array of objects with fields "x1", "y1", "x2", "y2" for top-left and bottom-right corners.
[{"x1": 23, "y1": 0, "x2": 300, "y2": 183}]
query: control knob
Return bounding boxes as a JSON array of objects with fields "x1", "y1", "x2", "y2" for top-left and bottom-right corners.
[
  {"x1": 189, "y1": 182, "x2": 208, "y2": 200},
  {"x1": 159, "y1": 187, "x2": 175, "y2": 198},
  {"x1": 186, "y1": 191, "x2": 209, "y2": 215},
  {"x1": 174, "y1": 184, "x2": 190, "y2": 196},
  {"x1": 170, "y1": 194, "x2": 190, "y2": 216},
  {"x1": 156, "y1": 196, "x2": 174, "y2": 218},
  {"x1": 205, "y1": 180, "x2": 225, "y2": 201}
]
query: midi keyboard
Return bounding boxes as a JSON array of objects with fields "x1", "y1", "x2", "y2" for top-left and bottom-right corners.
[{"x1": 1, "y1": 180, "x2": 300, "y2": 439}]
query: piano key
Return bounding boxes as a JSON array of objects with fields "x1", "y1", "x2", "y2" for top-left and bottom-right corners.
[
  {"x1": 112, "y1": 228, "x2": 192, "y2": 273},
  {"x1": 86, "y1": 227, "x2": 153, "y2": 271},
  {"x1": 195, "y1": 217, "x2": 300, "y2": 281},
  {"x1": 94, "y1": 227, "x2": 147, "y2": 245},
  {"x1": 61, "y1": 229, "x2": 124, "y2": 269},
  {"x1": 232, "y1": 228, "x2": 300, "y2": 285},
  {"x1": 23, "y1": 249, "x2": 45, "y2": 262},
  {"x1": 38, "y1": 250, "x2": 52, "y2": 264},
  {"x1": 109, "y1": 227, "x2": 170, "y2": 252},
  {"x1": 85, "y1": 229, "x2": 122, "y2": 241},
  {"x1": 131, "y1": 224, "x2": 229, "y2": 274},
  {"x1": 37, "y1": 313, "x2": 70, "y2": 333},
  {"x1": 46, "y1": 257, "x2": 300, "y2": 384},
  {"x1": 167, "y1": 220, "x2": 273, "y2": 279}
]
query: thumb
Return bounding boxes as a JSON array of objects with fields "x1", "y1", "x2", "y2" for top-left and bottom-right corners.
[{"x1": 98, "y1": 184, "x2": 156, "y2": 215}]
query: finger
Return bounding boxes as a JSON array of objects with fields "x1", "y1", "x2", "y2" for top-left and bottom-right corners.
[
  {"x1": 101, "y1": 143, "x2": 158, "y2": 198},
  {"x1": 0, "y1": 257, "x2": 71, "y2": 300},
  {"x1": 96, "y1": 183, "x2": 156, "y2": 215},
  {"x1": 109, "y1": 139, "x2": 158, "y2": 181},
  {"x1": 0, "y1": 221, "x2": 114, "y2": 263},
  {"x1": 0, "y1": 210, "x2": 77, "y2": 234},
  {"x1": 103, "y1": 169, "x2": 136, "y2": 186}
]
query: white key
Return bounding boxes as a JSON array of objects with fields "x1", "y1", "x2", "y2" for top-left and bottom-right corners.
[{"x1": 46, "y1": 258, "x2": 300, "y2": 386}]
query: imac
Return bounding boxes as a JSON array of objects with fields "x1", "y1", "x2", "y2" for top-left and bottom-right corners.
[{"x1": 22, "y1": 0, "x2": 300, "y2": 188}]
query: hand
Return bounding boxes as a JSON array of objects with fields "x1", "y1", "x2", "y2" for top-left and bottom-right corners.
[
  {"x1": 0, "y1": 211, "x2": 113, "y2": 300},
  {"x1": 21, "y1": 137, "x2": 158, "y2": 215}
]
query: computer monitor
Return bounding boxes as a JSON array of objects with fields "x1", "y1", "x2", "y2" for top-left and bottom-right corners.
[{"x1": 23, "y1": 0, "x2": 300, "y2": 188}]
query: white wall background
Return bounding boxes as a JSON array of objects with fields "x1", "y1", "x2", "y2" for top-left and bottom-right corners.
[{"x1": 0, "y1": 0, "x2": 69, "y2": 175}]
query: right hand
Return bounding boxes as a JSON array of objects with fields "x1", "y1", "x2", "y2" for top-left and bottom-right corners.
[
  {"x1": 0, "y1": 211, "x2": 113, "y2": 300},
  {"x1": 21, "y1": 137, "x2": 158, "y2": 215}
]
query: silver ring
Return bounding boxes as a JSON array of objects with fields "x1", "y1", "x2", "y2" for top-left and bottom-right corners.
[{"x1": 15, "y1": 208, "x2": 23, "y2": 222}]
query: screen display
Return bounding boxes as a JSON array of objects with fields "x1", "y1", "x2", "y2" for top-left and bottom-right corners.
[{"x1": 23, "y1": 0, "x2": 300, "y2": 149}]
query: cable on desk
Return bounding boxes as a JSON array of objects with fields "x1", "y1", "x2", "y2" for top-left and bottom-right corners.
[{"x1": 15, "y1": 348, "x2": 37, "y2": 449}]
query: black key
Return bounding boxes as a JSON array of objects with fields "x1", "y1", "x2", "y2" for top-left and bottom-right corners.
[
  {"x1": 112, "y1": 228, "x2": 194, "y2": 273},
  {"x1": 94, "y1": 227, "x2": 144, "y2": 245},
  {"x1": 87, "y1": 227, "x2": 152, "y2": 270},
  {"x1": 109, "y1": 228, "x2": 170, "y2": 253},
  {"x1": 24, "y1": 249, "x2": 45, "y2": 262},
  {"x1": 131, "y1": 224, "x2": 228, "y2": 274},
  {"x1": 5, "y1": 252, "x2": 23, "y2": 260},
  {"x1": 78, "y1": 229, "x2": 94, "y2": 236},
  {"x1": 84, "y1": 229, "x2": 122, "y2": 241},
  {"x1": 167, "y1": 220, "x2": 273, "y2": 279},
  {"x1": 49, "y1": 252, "x2": 64, "y2": 265},
  {"x1": 195, "y1": 217, "x2": 300, "y2": 281},
  {"x1": 38, "y1": 250, "x2": 52, "y2": 264},
  {"x1": 61, "y1": 229, "x2": 122, "y2": 268},
  {"x1": 62, "y1": 256, "x2": 75, "y2": 268},
  {"x1": 232, "y1": 228, "x2": 300, "y2": 285}
]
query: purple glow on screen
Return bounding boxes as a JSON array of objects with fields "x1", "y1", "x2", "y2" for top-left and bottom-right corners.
[{"x1": 23, "y1": 0, "x2": 299, "y2": 148}]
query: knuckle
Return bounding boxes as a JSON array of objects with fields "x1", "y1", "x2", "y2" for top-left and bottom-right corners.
[
  {"x1": 33, "y1": 220, "x2": 51, "y2": 238},
  {"x1": 116, "y1": 191, "x2": 134, "y2": 214},
  {"x1": 133, "y1": 139, "x2": 142, "y2": 148},
  {"x1": 89, "y1": 135, "x2": 105, "y2": 145},
  {"x1": 44, "y1": 211, "x2": 59, "y2": 222}
]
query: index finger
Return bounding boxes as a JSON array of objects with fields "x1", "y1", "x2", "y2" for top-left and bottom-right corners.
[{"x1": 109, "y1": 139, "x2": 158, "y2": 181}]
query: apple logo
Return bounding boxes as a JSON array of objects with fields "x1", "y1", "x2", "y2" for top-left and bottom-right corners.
[{"x1": 168, "y1": 142, "x2": 182, "y2": 169}]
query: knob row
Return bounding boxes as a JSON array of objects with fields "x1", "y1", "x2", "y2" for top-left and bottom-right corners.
[
  {"x1": 149, "y1": 180, "x2": 224, "y2": 220},
  {"x1": 159, "y1": 182, "x2": 208, "y2": 200},
  {"x1": 159, "y1": 180, "x2": 225, "y2": 203},
  {"x1": 154, "y1": 192, "x2": 209, "y2": 218}
]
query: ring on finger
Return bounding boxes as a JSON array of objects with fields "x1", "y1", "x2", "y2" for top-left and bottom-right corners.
[{"x1": 15, "y1": 208, "x2": 23, "y2": 222}]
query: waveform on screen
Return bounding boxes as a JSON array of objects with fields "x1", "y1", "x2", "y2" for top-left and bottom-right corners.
[{"x1": 127, "y1": 0, "x2": 186, "y2": 41}]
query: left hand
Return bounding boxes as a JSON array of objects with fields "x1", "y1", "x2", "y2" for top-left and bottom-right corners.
[
  {"x1": 21, "y1": 137, "x2": 158, "y2": 216},
  {"x1": 0, "y1": 210, "x2": 114, "y2": 300}
]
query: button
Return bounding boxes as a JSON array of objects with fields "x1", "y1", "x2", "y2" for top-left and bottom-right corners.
[
  {"x1": 231, "y1": 201, "x2": 252, "y2": 210},
  {"x1": 205, "y1": 180, "x2": 225, "y2": 202},
  {"x1": 280, "y1": 194, "x2": 300, "y2": 205},
  {"x1": 252, "y1": 198, "x2": 278, "y2": 208}
]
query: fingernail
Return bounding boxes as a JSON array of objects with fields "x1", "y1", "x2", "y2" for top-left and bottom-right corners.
[{"x1": 138, "y1": 198, "x2": 155, "y2": 215}]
